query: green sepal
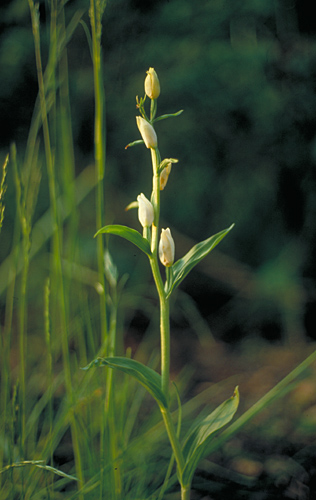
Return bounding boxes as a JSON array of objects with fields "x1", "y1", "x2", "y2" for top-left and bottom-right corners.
[
  {"x1": 82, "y1": 356, "x2": 168, "y2": 409},
  {"x1": 94, "y1": 224, "x2": 152, "y2": 257},
  {"x1": 125, "y1": 201, "x2": 139, "y2": 211},
  {"x1": 154, "y1": 110, "x2": 183, "y2": 123},
  {"x1": 136, "y1": 95, "x2": 149, "y2": 121},
  {"x1": 125, "y1": 139, "x2": 144, "y2": 149},
  {"x1": 165, "y1": 224, "x2": 234, "y2": 298},
  {"x1": 181, "y1": 387, "x2": 239, "y2": 486}
]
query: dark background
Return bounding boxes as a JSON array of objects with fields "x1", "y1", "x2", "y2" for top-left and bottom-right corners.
[{"x1": 1, "y1": 0, "x2": 316, "y2": 345}]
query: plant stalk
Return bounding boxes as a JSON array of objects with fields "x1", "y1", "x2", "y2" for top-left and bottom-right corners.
[
  {"x1": 149, "y1": 139, "x2": 188, "y2": 497},
  {"x1": 160, "y1": 408, "x2": 185, "y2": 474},
  {"x1": 150, "y1": 147, "x2": 161, "y2": 254},
  {"x1": 181, "y1": 484, "x2": 191, "y2": 500},
  {"x1": 149, "y1": 146, "x2": 171, "y2": 400}
]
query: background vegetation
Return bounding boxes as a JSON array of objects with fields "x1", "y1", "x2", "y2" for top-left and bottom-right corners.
[{"x1": 1, "y1": 0, "x2": 316, "y2": 498}]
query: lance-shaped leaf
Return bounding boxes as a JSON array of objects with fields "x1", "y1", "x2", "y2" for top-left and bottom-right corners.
[
  {"x1": 83, "y1": 356, "x2": 168, "y2": 409},
  {"x1": 166, "y1": 224, "x2": 234, "y2": 298},
  {"x1": 153, "y1": 110, "x2": 183, "y2": 123},
  {"x1": 95, "y1": 224, "x2": 152, "y2": 257},
  {"x1": 181, "y1": 387, "x2": 239, "y2": 486}
]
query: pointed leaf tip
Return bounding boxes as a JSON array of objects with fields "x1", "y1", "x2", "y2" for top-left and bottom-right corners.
[{"x1": 166, "y1": 224, "x2": 234, "y2": 298}]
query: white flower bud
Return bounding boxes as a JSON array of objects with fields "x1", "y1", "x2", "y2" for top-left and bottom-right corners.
[
  {"x1": 136, "y1": 116, "x2": 157, "y2": 149},
  {"x1": 159, "y1": 228, "x2": 175, "y2": 267},
  {"x1": 160, "y1": 162, "x2": 172, "y2": 191},
  {"x1": 137, "y1": 193, "x2": 154, "y2": 227},
  {"x1": 144, "y1": 67, "x2": 160, "y2": 100}
]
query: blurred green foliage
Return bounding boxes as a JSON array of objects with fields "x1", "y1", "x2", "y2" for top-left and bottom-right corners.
[{"x1": 1, "y1": 0, "x2": 316, "y2": 343}]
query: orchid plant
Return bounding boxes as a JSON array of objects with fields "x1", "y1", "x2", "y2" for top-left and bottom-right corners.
[{"x1": 85, "y1": 68, "x2": 239, "y2": 500}]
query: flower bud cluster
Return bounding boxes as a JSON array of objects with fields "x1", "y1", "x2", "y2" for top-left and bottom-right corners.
[{"x1": 134, "y1": 69, "x2": 177, "y2": 267}]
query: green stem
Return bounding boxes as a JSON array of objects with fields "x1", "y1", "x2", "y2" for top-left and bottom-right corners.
[
  {"x1": 90, "y1": 0, "x2": 108, "y2": 347},
  {"x1": 181, "y1": 484, "x2": 191, "y2": 500},
  {"x1": 149, "y1": 146, "x2": 171, "y2": 400},
  {"x1": 150, "y1": 98, "x2": 157, "y2": 121},
  {"x1": 150, "y1": 256, "x2": 171, "y2": 399},
  {"x1": 150, "y1": 147, "x2": 161, "y2": 255},
  {"x1": 160, "y1": 407, "x2": 185, "y2": 486},
  {"x1": 148, "y1": 115, "x2": 187, "y2": 497}
]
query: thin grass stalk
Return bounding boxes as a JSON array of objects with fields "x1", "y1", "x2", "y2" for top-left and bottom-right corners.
[
  {"x1": 23, "y1": 9, "x2": 84, "y2": 189},
  {"x1": 58, "y1": 6, "x2": 78, "y2": 267},
  {"x1": 11, "y1": 145, "x2": 28, "y2": 477},
  {"x1": 10, "y1": 384, "x2": 19, "y2": 498},
  {"x1": 0, "y1": 326, "x2": 9, "y2": 494},
  {"x1": 0, "y1": 154, "x2": 9, "y2": 489},
  {"x1": 12, "y1": 143, "x2": 41, "y2": 499},
  {"x1": 48, "y1": 0, "x2": 58, "y2": 151},
  {"x1": 89, "y1": 0, "x2": 108, "y2": 347},
  {"x1": 105, "y1": 292, "x2": 122, "y2": 499},
  {"x1": 0, "y1": 231, "x2": 20, "y2": 497},
  {"x1": 44, "y1": 279, "x2": 53, "y2": 488},
  {"x1": 27, "y1": 2, "x2": 84, "y2": 495},
  {"x1": 89, "y1": 3, "x2": 114, "y2": 498},
  {"x1": 0, "y1": 329, "x2": 4, "y2": 487},
  {"x1": 0, "y1": 154, "x2": 8, "y2": 232}
]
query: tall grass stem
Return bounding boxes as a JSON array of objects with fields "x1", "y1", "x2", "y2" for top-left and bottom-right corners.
[
  {"x1": 89, "y1": 0, "x2": 108, "y2": 347},
  {"x1": 28, "y1": 1, "x2": 84, "y2": 495}
]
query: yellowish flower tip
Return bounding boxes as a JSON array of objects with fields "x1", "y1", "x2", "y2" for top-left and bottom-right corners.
[
  {"x1": 159, "y1": 228, "x2": 175, "y2": 267},
  {"x1": 136, "y1": 116, "x2": 158, "y2": 149},
  {"x1": 125, "y1": 201, "x2": 138, "y2": 212},
  {"x1": 144, "y1": 67, "x2": 160, "y2": 100},
  {"x1": 137, "y1": 193, "x2": 154, "y2": 227},
  {"x1": 160, "y1": 163, "x2": 172, "y2": 191}
]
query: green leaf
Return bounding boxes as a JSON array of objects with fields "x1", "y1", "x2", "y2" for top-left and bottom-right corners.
[
  {"x1": 181, "y1": 387, "x2": 239, "y2": 486},
  {"x1": 166, "y1": 224, "x2": 234, "y2": 298},
  {"x1": 94, "y1": 224, "x2": 152, "y2": 257},
  {"x1": 154, "y1": 110, "x2": 183, "y2": 122},
  {"x1": 83, "y1": 356, "x2": 168, "y2": 409}
]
